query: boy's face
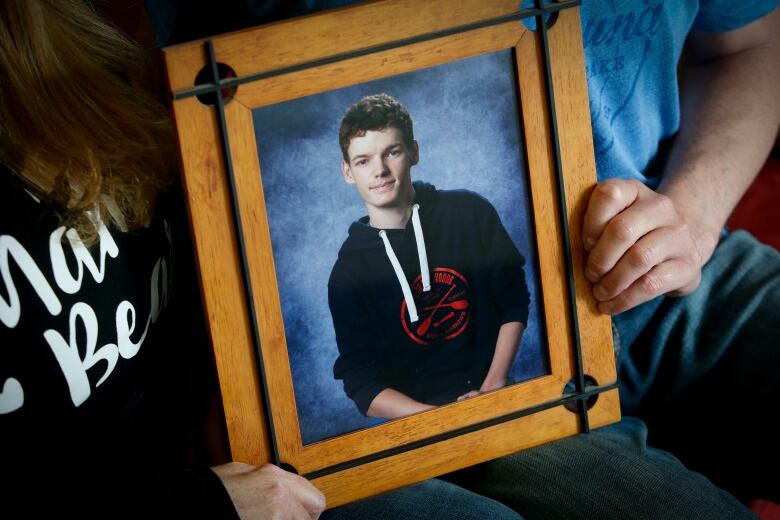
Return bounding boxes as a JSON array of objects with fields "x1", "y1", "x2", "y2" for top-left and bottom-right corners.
[{"x1": 341, "y1": 126, "x2": 418, "y2": 213}]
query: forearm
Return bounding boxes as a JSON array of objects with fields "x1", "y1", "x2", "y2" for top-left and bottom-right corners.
[
  {"x1": 659, "y1": 10, "x2": 780, "y2": 263},
  {"x1": 480, "y1": 321, "x2": 524, "y2": 392},
  {"x1": 366, "y1": 388, "x2": 436, "y2": 419}
]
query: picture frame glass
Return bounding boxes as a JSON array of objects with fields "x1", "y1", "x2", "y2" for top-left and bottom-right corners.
[{"x1": 253, "y1": 49, "x2": 550, "y2": 445}]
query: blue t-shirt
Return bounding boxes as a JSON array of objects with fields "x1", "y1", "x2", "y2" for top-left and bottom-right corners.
[
  {"x1": 148, "y1": 0, "x2": 779, "y2": 186},
  {"x1": 577, "y1": 0, "x2": 778, "y2": 187}
]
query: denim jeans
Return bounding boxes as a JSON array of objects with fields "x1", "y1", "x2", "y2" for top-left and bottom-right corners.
[
  {"x1": 324, "y1": 230, "x2": 777, "y2": 518},
  {"x1": 321, "y1": 477, "x2": 524, "y2": 519},
  {"x1": 613, "y1": 230, "x2": 780, "y2": 503}
]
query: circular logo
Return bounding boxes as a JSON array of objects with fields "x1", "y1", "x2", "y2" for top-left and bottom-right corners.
[{"x1": 401, "y1": 267, "x2": 470, "y2": 345}]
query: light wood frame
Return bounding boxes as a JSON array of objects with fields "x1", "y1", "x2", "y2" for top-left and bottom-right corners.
[{"x1": 164, "y1": 0, "x2": 619, "y2": 508}]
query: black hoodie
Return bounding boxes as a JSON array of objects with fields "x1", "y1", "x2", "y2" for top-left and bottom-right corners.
[{"x1": 328, "y1": 181, "x2": 530, "y2": 415}]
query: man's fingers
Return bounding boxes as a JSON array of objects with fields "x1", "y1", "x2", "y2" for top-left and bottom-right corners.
[
  {"x1": 582, "y1": 180, "x2": 640, "y2": 251},
  {"x1": 585, "y1": 192, "x2": 677, "y2": 283},
  {"x1": 583, "y1": 179, "x2": 705, "y2": 314},
  {"x1": 592, "y1": 225, "x2": 687, "y2": 302},
  {"x1": 597, "y1": 259, "x2": 701, "y2": 315}
]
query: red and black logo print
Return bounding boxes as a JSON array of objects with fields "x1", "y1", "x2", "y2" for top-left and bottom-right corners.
[{"x1": 401, "y1": 267, "x2": 470, "y2": 345}]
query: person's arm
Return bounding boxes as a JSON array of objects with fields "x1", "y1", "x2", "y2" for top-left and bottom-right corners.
[
  {"x1": 458, "y1": 321, "x2": 524, "y2": 401},
  {"x1": 458, "y1": 196, "x2": 530, "y2": 401},
  {"x1": 480, "y1": 321, "x2": 524, "y2": 392},
  {"x1": 584, "y1": 9, "x2": 780, "y2": 314},
  {"x1": 366, "y1": 388, "x2": 436, "y2": 418},
  {"x1": 329, "y1": 269, "x2": 401, "y2": 417}
]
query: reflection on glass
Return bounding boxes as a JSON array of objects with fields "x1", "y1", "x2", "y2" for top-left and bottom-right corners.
[{"x1": 254, "y1": 50, "x2": 549, "y2": 445}]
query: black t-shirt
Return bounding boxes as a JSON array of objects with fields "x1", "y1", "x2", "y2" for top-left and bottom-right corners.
[{"x1": 0, "y1": 171, "x2": 234, "y2": 517}]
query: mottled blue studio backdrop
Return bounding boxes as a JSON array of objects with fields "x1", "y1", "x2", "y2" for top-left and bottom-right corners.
[{"x1": 253, "y1": 49, "x2": 549, "y2": 445}]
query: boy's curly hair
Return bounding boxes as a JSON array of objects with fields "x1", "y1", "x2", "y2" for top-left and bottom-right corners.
[{"x1": 338, "y1": 93, "x2": 414, "y2": 161}]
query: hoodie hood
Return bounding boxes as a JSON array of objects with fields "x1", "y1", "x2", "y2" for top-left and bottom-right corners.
[
  {"x1": 339, "y1": 181, "x2": 438, "y2": 323},
  {"x1": 341, "y1": 181, "x2": 439, "y2": 251}
]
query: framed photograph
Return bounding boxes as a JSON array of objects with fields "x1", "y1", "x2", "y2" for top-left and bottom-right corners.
[{"x1": 164, "y1": 0, "x2": 619, "y2": 508}]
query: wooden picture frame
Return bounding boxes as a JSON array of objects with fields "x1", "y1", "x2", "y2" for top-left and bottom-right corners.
[{"x1": 163, "y1": 0, "x2": 619, "y2": 508}]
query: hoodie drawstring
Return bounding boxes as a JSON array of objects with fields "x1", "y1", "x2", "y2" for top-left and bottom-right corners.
[
  {"x1": 378, "y1": 204, "x2": 431, "y2": 323},
  {"x1": 411, "y1": 204, "x2": 431, "y2": 292}
]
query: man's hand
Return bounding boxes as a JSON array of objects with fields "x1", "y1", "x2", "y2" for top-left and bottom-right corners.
[
  {"x1": 212, "y1": 462, "x2": 325, "y2": 519},
  {"x1": 582, "y1": 179, "x2": 705, "y2": 315},
  {"x1": 583, "y1": 9, "x2": 780, "y2": 316},
  {"x1": 457, "y1": 390, "x2": 481, "y2": 401}
]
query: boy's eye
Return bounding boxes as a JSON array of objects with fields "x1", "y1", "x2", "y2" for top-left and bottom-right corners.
[{"x1": 355, "y1": 158, "x2": 368, "y2": 166}]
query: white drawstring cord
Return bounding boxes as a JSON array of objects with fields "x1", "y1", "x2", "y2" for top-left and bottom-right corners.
[
  {"x1": 377, "y1": 204, "x2": 431, "y2": 323},
  {"x1": 411, "y1": 204, "x2": 431, "y2": 292},
  {"x1": 379, "y1": 230, "x2": 419, "y2": 322}
]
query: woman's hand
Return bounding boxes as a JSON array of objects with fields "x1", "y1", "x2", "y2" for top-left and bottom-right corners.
[{"x1": 213, "y1": 462, "x2": 326, "y2": 519}]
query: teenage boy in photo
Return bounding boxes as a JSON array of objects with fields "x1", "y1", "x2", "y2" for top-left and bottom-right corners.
[{"x1": 328, "y1": 93, "x2": 531, "y2": 420}]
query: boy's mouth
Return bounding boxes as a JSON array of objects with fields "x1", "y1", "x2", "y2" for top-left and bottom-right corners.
[{"x1": 370, "y1": 180, "x2": 395, "y2": 192}]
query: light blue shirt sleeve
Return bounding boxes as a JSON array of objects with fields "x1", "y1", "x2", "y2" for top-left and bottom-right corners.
[{"x1": 693, "y1": 0, "x2": 779, "y2": 32}]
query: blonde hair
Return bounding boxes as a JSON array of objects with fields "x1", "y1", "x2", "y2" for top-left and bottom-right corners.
[{"x1": 0, "y1": 0, "x2": 174, "y2": 242}]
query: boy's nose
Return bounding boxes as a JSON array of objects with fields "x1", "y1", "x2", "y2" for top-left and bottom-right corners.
[{"x1": 375, "y1": 158, "x2": 390, "y2": 176}]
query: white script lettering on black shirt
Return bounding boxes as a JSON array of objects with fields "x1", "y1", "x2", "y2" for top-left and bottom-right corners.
[{"x1": 0, "y1": 215, "x2": 171, "y2": 414}]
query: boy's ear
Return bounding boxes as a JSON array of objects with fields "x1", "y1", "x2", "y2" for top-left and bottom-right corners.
[
  {"x1": 410, "y1": 140, "x2": 419, "y2": 166},
  {"x1": 341, "y1": 160, "x2": 356, "y2": 184}
]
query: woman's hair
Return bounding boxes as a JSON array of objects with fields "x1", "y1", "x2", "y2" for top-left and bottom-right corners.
[{"x1": 0, "y1": 0, "x2": 174, "y2": 242}]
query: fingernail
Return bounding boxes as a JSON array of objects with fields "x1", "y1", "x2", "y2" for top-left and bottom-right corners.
[
  {"x1": 584, "y1": 237, "x2": 595, "y2": 251},
  {"x1": 585, "y1": 268, "x2": 598, "y2": 282},
  {"x1": 593, "y1": 284, "x2": 608, "y2": 301}
]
